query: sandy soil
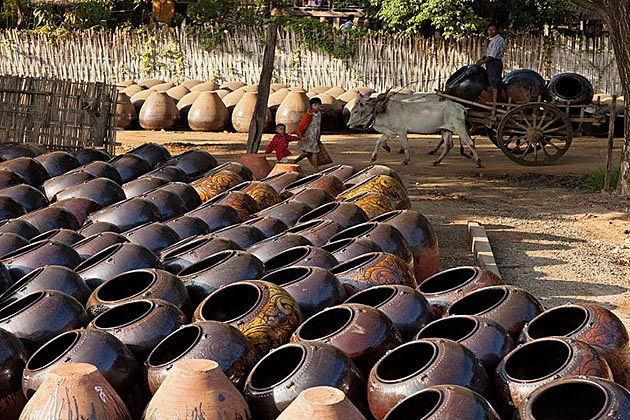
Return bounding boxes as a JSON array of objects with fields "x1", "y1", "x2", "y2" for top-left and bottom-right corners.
[{"x1": 118, "y1": 130, "x2": 630, "y2": 326}]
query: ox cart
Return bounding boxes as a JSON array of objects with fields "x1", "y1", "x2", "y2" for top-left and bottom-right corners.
[{"x1": 435, "y1": 91, "x2": 614, "y2": 166}]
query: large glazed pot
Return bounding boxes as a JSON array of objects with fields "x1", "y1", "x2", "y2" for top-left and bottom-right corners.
[
  {"x1": 54, "y1": 177, "x2": 126, "y2": 207},
  {"x1": 445, "y1": 65, "x2": 490, "y2": 102},
  {"x1": 51, "y1": 197, "x2": 102, "y2": 225},
  {"x1": 116, "y1": 91, "x2": 137, "y2": 129},
  {"x1": 87, "y1": 197, "x2": 161, "y2": 231},
  {"x1": 247, "y1": 233, "x2": 312, "y2": 264},
  {"x1": 43, "y1": 171, "x2": 95, "y2": 201},
  {"x1": 276, "y1": 90, "x2": 310, "y2": 133},
  {"x1": 185, "y1": 203, "x2": 241, "y2": 232},
  {"x1": 74, "y1": 148, "x2": 111, "y2": 165},
  {"x1": 292, "y1": 303, "x2": 402, "y2": 376},
  {"x1": 0, "y1": 170, "x2": 28, "y2": 189},
  {"x1": 211, "y1": 223, "x2": 266, "y2": 249},
  {"x1": 19, "y1": 206, "x2": 79, "y2": 233},
  {"x1": 164, "y1": 215, "x2": 209, "y2": 240},
  {"x1": 207, "y1": 190, "x2": 260, "y2": 221},
  {"x1": 0, "y1": 184, "x2": 48, "y2": 213},
  {"x1": 0, "y1": 196, "x2": 25, "y2": 220},
  {"x1": 0, "y1": 261, "x2": 11, "y2": 292},
  {"x1": 0, "y1": 232, "x2": 29, "y2": 259},
  {"x1": 139, "y1": 91, "x2": 179, "y2": 130},
  {"x1": 34, "y1": 151, "x2": 80, "y2": 178},
  {"x1": 158, "y1": 149, "x2": 218, "y2": 179},
  {"x1": 123, "y1": 176, "x2": 166, "y2": 198},
  {"x1": 265, "y1": 245, "x2": 339, "y2": 272},
  {"x1": 109, "y1": 154, "x2": 152, "y2": 183},
  {"x1": 78, "y1": 221, "x2": 122, "y2": 236},
  {"x1": 502, "y1": 69, "x2": 548, "y2": 103},
  {"x1": 262, "y1": 171, "x2": 304, "y2": 194},
  {"x1": 188, "y1": 91, "x2": 230, "y2": 131},
  {"x1": 159, "y1": 181, "x2": 202, "y2": 210},
  {"x1": 323, "y1": 238, "x2": 383, "y2": 264},
  {"x1": 192, "y1": 170, "x2": 244, "y2": 202},
  {"x1": 143, "y1": 166, "x2": 189, "y2": 183},
  {"x1": 75, "y1": 160, "x2": 123, "y2": 183},
  {"x1": 298, "y1": 202, "x2": 368, "y2": 229},
  {"x1": 242, "y1": 216, "x2": 288, "y2": 239},
  {"x1": 72, "y1": 232, "x2": 128, "y2": 261},
  {"x1": 277, "y1": 386, "x2": 366, "y2": 420},
  {"x1": 342, "y1": 164, "x2": 404, "y2": 189},
  {"x1": 30, "y1": 228, "x2": 83, "y2": 246},
  {"x1": 282, "y1": 173, "x2": 345, "y2": 198},
  {"x1": 342, "y1": 191, "x2": 395, "y2": 219},
  {"x1": 367, "y1": 338, "x2": 491, "y2": 419},
  {"x1": 1, "y1": 240, "x2": 82, "y2": 281},
  {"x1": 146, "y1": 321, "x2": 257, "y2": 392},
  {"x1": 231, "y1": 181, "x2": 281, "y2": 209},
  {"x1": 0, "y1": 143, "x2": 42, "y2": 160},
  {"x1": 0, "y1": 157, "x2": 49, "y2": 187},
  {"x1": 160, "y1": 235, "x2": 242, "y2": 273},
  {"x1": 0, "y1": 265, "x2": 90, "y2": 305},
  {"x1": 0, "y1": 218, "x2": 39, "y2": 240},
  {"x1": 319, "y1": 164, "x2": 356, "y2": 182},
  {"x1": 289, "y1": 188, "x2": 334, "y2": 210},
  {"x1": 0, "y1": 328, "x2": 28, "y2": 419},
  {"x1": 243, "y1": 342, "x2": 365, "y2": 420},
  {"x1": 339, "y1": 175, "x2": 410, "y2": 210},
  {"x1": 547, "y1": 72, "x2": 594, "y2": 105},
  {"x1": 286, "y1": 219, "x2": 343, "y2": 247},
  {"x1": 255, "y1": 200, "x2": 312, "y2": 227},
  {"x1": 123, "y1": 222, "x2": 181, "y2": 253},
  {"x1": 140, "y1": 188, "x2": 188, "y2": 220},
  {"x1": 208, "y1": 161, "x2": 254, "y2": 182}
]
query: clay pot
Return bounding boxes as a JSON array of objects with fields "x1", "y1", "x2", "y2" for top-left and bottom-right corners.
[
  {"x1": 0, "y1": 157, "x2": 49, "y2": 187},
  {"x1": 0, "y1": 232, "x2": 29, "y2": 259},
  {"x1": 261, "y1": 266, "x2": 346, "y2": 318},
  {"x1": 159, "y1": 149, "x2": 218, "y2": 179},
  {"x1": 445, "y1": 65, "x2": 490, "y2": 102},
  {"x1": 515, "y1": 376, "x2": 630, "y2": 420},
  {"x1": 193, "y1": 81, "x2": 221, "y2": 91},
  {"x1": 319, "y1": 164, "x2": 356, "y2": 182},
  {"x1": 211, "y1": 223, "x2": 265, "y2": 249},
  {"x1": 194, "y1": 280, "x2": 303, "y2": 357},
  {"x1": 447, "y1": 285, "x2": 544, "y2": 338},
  {"x1": 298, "y1": 202, "x2": 368, "y2": 229},
  {"x1": 141, "y1": 188, "x2": 188, "y2": 220},
  {"x1": 123, "y1": 176, "x2": 166, "y2": 198},
  {"x1": 43, "y1": 171, "x2": 93, "y2": 202},
  {"x1": 0, "y1": 328, "x2": 28, "y2": 420},
  {"x1": 286, "y1": 219, "x2": 343, "y2": 247},
  {"x1": 177, "y1": 90, "x2": 202, "y2": 120},
  {"x1": 72, "y1": 232, "x2": 128, "y2": 261},
  {"x1": 263, "y1": 171, "x2": 304, "y2": 194},
  {"x1": 416, "y1": 315, "x2": 514, "y2": 370},
  {"x1": 231, "y1": 180, "x2": 281, "y2": 209},
  {"x1": 146, "y1": 321, "x2": 257, "y2": 392},
  {"x1": 88, "y1": 197, "x2": 161, "y2": 231},
  {"x1": 164, "y1": 215, "x2": 209, "y2": 239},
  {"x1": 0, "y1": 265, "x2": 89, "y2": 306},
  {"x1": 139, "y1": 92, "x2": 179, "y2": 130},
  {"x1": 1, "y1": 240, "x2": 82, "y2": 281},
  {"x1": 0, "y1": 170, "x2": 28, "y2": 189},
  {"x1": 239, "y1": 154, "x2": 272, "y2": 180},
  {"x1": 209, "y1": 161, "x2": 254, "y2": 182},
  {"x1": 0, "y1": 218, "x2": 39, "y2": 239},
  {"x1": 340, "y1": 175, "x2": 410, "y2": 210},
  {"x1": 0, "y1": 290, "x2": 88, "y2": 352},
  {"x1": 0, "y1": 196, "x2": 25, "y2": 220},
  {"x1": 331, "y1": 252, "x2": 416, "y2": 296},
  {"x1": 123, "y1": 83, "x2": 143, "y2": 98},
  {"x1": 245, "y1": 342, "x2": 364, "y2": 420},
  {"x1": 502, "y1": 69, "x2": 548, "y2": 103},
  {"x1": 222, "y1": 88, "x2": 247, "y2": 111},
  {"x1": 54, "y1": 177, "x2": 126, "y2": 207},
  {"x1": 496, "y1": 337, "x2": 613, "y2": 412},
  {"x1": 323, "y1": 238, "x2": 384, "y2": 264},
  {"x1": 268, "y1": 87, "x2": 290, "y2": 110},
  {"x1": 278, "y1": 386, "x2": 365, "y2": 420},
  {"x1": 343, "y1": 165, "x2": 404, "y2": 189},
  {"x1": 188, "y1": 91, "x2": 230, "y2": 131},
  {"x1": 247, "y1": 233, "x2": 312, "y2": 263},
  {"x1": 51, "y1": 198, "x2": 102, "y2": 225},
  {"x1": 139, "y1": 79, "x2": 164, "y2": 89},
  {"x1": 19, "y1": 206, "x2": 79, "y2": 233},
  {"x1": 20, "y1": 362, "x2": 131, "y2": 420},
  {"x1": 417, "y1": 266, "x2": 505, "y2": 318},
  {"x1": 220, "y1": 81, "x2": 246, "y2": 91},
  {"x1": 547, "y1": 72, "x2": 594, "y2": 105},
  {"x1": 109, "y1": 154, "x2": 152, "y2": 183},
  {"x1": 116, "y1": 92, "x2": 137, "y2": 129},
  {"x1": 367, "y1": 338, "x2": 490, "y2": 419},
  {"x1": 159, "y1": 181, "x2": 202, "y2": 210},
  {"x1": 232, "y1": 92, "x2": 271, "y2": 133},
  {"x1": 242, "y1": 215, "x2": 287, "y2": 239},
  {"x1": 255, "y1": 201, "x2": 312, "y2": 227},
  {"x1": 0, "y1": 184, "x2": 48, "y2": 212},
  {"x1": 265, "y1": 245, "x2": 339, "y2": 271},
  {"x1": 186, "y1": 203, "x2": 242, "y2": 232},
  {"x1": 128, "y1": 143, "x2": 171, "y2": 167},
  {"x1": 277, "y1": 90, "x2": 310, "y2": 133},
  {"x1": 343, "y1": 191, "x2": 395, "y2": 219},
  {"x1": 30, "y1": 228, "x2": 83, "y2": 246},
  {"x1": 34, "y1": 151, "x2": 79, "y2": 178},
  {"x1": 123, "y1": 222, "x2": 181, "y2": 254},
  {"x1": 0, "y1": 143, "x2": 42, "y2": 160},
  {"x1": 346, "y1": 285, "x2": 433, "y2": 341},
  {"x1": 75, "y1": 242, "x2": 162, "y2": 289},
  {"x1": 192, "y1": 170, "x2": 244, "y2": 202},
  {"x1": 519, "y1": 303, "x2": 630, "y2": 389},
  {"x1": 383, "y1": 385, "x2": 500, "y2": 420},
  {"x1": 283, "y1": 173, "x2": 345, "y2": 198},
  {"x1": 289, "y1": 188, "x2": 334, "y2": 210},
  {"x1": 166, "y1": 85, "x2": 190, "y2": 102},
  {"x1": 75, "y1": 148, "x2": 111, "y2": 165},
  {"x1": 160, "y1": 235, "x2": 242, "y2": 273},
  {"x1": 143, "y1": 166, "x2": 189, "y2": 183},
  {"x1": 79, "y1": 221, "x2": 121, "y2": 236},
  {"x1": 0, "y1": 261, "x2": 12, "y2": 293},
  {"x1": 75, "y1": 160, "x2": 123, "y2": 183}
]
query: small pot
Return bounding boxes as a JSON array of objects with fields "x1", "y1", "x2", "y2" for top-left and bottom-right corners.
[
  {"x1": 339, "y1": 175, "x2": 410, "y2": 210},
  {"x1": 343, "y1": 165, "x2": 404, "y2": 189},
  {"x1": 186, "y1": 203, "x2": 242, "y2": 232},
  {"x1": 247, "y1": 233, "x2": 312, "y2": 264},
  {"x1": 145, "y1": 321, "x2": 257, "y2": 392},
  {"x1": 75, "y1": 148, "x2": 111, "y2": 165},
  {"x1": 160, "y1": 235, "x2": 242, "y2": 274},
  {"x1": 262, "y1": 171, "x2": 304, "y2": 194},
  {"x1": 193, "y1": 280, "x2": 303, "y2": 357},
  {"x1": 158, "y1": 149, "x2": 218, "y2": 180},
  {"x1": 72, "y1": 231, "x2": 128, "y2": 261},
  {"x1": 30, "y1": 228, "x2": 84, "y2": 246},
  {"x1": 88, "y1": 197, "x2": 161, "y2": 231},
  {"x1": 192, "y1": 170, "x2": 245, "y2": 202},
  {"x1": 282, "y1": 173, "x2": 345, "y2": 198},
  {"x1": 0, "y1": 232, "x2": 29, "y2": 259},
  {"x1": 109, "y1": 154, "x2": 152, "y2": 183},
  {"x1": 319, "y1": 164, "x2": 356, "y2": 182},
  {"x1": 323, "y1": 238, "x2": 383, "y2": 264},
  {"x1": 255, "y1": 201, "x2": 312, "y2": 227},
  {"x1": 242, "y1": 216, "x2": 288, "y2": 239},
  {"x1": 78, "y1": 221, "x2": 121, "y2": 236},
  {"x1": 140, "y1": 188, "x2": 188, "y2": 221},
  {"x1": 0, "y1": 218, "x2": 39, "y2": 240},
  {"x1": 0, "y1": 157, "x2": 49, "y2": 187},
  {"x1": 0, "y1": 265, "x2": 90, "y2": 305},
  {"x1": 34, "y1": 151, "x2": 80, "y2": 178},
  {"x1": 286, "y1": 219, "x2": 343, "y2": 247},
  {"x1": 54, "y1": 177, "x2": 126, "y2": 208},
  {"x1": 163, "y1": 215, "x2": 209, "y2": 240},
  {"x1": 211, "y1": 223, "x2": 266, "y2": 249},
  {"x1": 128, "y1": 143, "x2": 171, "y2": 167},
  {"x1": 19, "y1": 206, "x2": 80, "y2": 233},
  {"x1": 244, "y1": 342, "x2": 365, "y2": 420},
  {"x1": 289, "y1": 188, "x2": 334, "y2": 210},
  {"x1": 0, "y1": 169, "x2": 28, "y2": 189},
  {"x1": 265, "y1": 245, "x2": 339, "y2": 271},
  {"x1": 0, "y1": 328, "x2": 28, "y2": 419},
  {"x1": 0, "y1": 196, "x2": 25, "y2": 220},
  {"x1": 50, "y1": 197, "x2": 102, "y2": 225},
  {"x1": 143, "y1": 166, "x2": 190, "y2": 183},
  {"x1": 1, "y1": 240, "x2": 82, "y2": 281},
  {"x1": 230, "y1": 181, "x2": 282, "y2": 210},
  {"x1": 76, "y1": 160, "x2": 123, "y2": 184},
  {"x1": 123, "y1": 222, "x2": 181, "y2": 254},
  {"x1": 239, "y1": 153, "x2": 272, "y2": 180},
  {"x1": 122, "y1": 176, "x2": 166, "y2": 198},
  {"x1": 342, "y1": 191, "x2": 395, "y2": 219},
  {"x1": 0, "y1": 184, "x2": 48, "y2": 212},
  {"x1": 206, "y1": 190, "x2": 259, "y2": 222},
  {"x1": 298, "y1": 202, "x2": 368, "y2": 229}
]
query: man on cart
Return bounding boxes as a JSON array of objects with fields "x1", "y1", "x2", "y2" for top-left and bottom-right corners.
[{"x1": 476, "y1": 24, "x2": 506, "y2": 102}]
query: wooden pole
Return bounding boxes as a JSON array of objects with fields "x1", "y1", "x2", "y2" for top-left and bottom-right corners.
[{"x1": 604, "y1": 95, "x2": 618, "y2": 191}]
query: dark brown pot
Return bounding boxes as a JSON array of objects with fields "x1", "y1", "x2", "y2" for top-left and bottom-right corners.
[
  {"x1": 143, "y1": 166, "x2": 190, "y2": 183},
  {"x1": 123, "y1": 176, "x2": 166, "y2": 198},
  {"x1": 160, "y1": 235, "x2": 242, "y2": 274},
  {"x1": 123, "y1": 222, "x2": 181, "y2": 254},
  {"x1": 75, "y1": 160, "x2": 123, "y2": 184},
  {"x1": 0, "y1": 261, "x2": 11, "y2": 293},
  {"x1": 242, "y1": 216, "x2": 288, "y2": 239},
  {"x1": 286, "y1": 219, "x2": 343, "y2": 247},
  {"x1": 208, "y1": 190, "x2": 260, "y2": 222},
  {"x1": 447, "y1": 285, "x2": 544, "y2": 338},
  {"x1": 158, "y1": 182, "x2": 202, "y2": 211},
  {"x1": 179, "y1": 250, "x2": 265, "y2": 306},
  {"x1": 0, "y1": 184, "x2": 48, "y2": 213},
  {"x1": 109, "y1": 154, "x2": 152, "y2": 183},
  {"x1": 0, "y1": 157, "x2": 49, "y2": 187},
  {"x1": 383, "y1": 385, "x2": 500, "y2": 420},
  {"x1": 282, "y1": 173, "x2": 345, "y2": 198},
  {"x1": 72, "y1": 232, "x2": 128, "y2": 261},
  {"x1": 0, "y1": 232, "x2": 29, "y2": 259},
  {"x1": 367, "y1": 338, "x2": 491, "y2": 420},
  {"x1": 158, "y1": 149, "x2": 219, "y2": 180},
  {"x1": 323, "y1": 238, "x2": 383, "y2": 264},
  {"x1": 265, "y1": 245, "x2": 338, "y2": 271},
  {"x1": 211, "y1": 223, "x2": 266, "y2": 249},
  {"x1": 343, "y1": 165, "x2": 404, "y2": 189},
  {"x1": 318, "y1": 164, "x2": 356, "y2": 182},
  {"x1": 1, "y1": 240, "x2": 82, "y2": 281},
  {"x1": 78, "y1": 221, "x2": 121, "y2": 236},
  {"x1": 19, "y1": 206, "x2": 79, "y2": 233},
  {"x1": 43, "y1": 171, "x2": 95, "y2": 201},
  {"x1": 231, "y1": 181, "x2": 282, "y2": 210},
  {"x1": 298, "y1": 202, "x2": 369, "y2": 229},
  {"x1": 515, "y1": 376, "x2": 630, "y2": 420},
  {"x1": 128, "y1": 143, "x2": 171, "y2": 167},
  {"x1": 87, "y1": 298, "x2": 187, "y2": 361},
  {"x1": 0, "y1": 328, "x2": 28, "y2": 420},
  {"x1": 416, "y1": 315, "x2": 514, "y2": 370},
  {"x1": 331, "y1": 252, "x2": 416, "y2": 296},
  {"x1": 140, "y1": 188, "x2": 188, "y2": 221},
  {"x1": 292, "y1": 303, "x2": 402, "y2": 376},
  {"x1": 0, "y1": 218, "x2": 39, "y2": 240},
  {"x1": 247, "y1": 233, "x2": 312, "y2": 264},
  {"x1": 0, "y1": 290, "x2": 88, "y2": 353},
  {"x1": 342, "y1": 191, "x2": 396, "y2": 219},
  {"x1": 54, "y1": 177, "x2": 126, "y2": 208},
  {"x1": 208, "y1": 161, "x2": 254, "y2": 182},
  {"x1": 34, "y1": 151, "x2": 80, "y2": 178},
  {"x1": 262, "y1": 171, "x2": 304, "y2": 194},
  {"x1": 86, "y1": 268, "x2": 190, "y2": 318},
  {"x1": 50, "y1": 198, "x2": 102, "y2": 225},
  {"x1": 261, "y1": 266, "x2": 346, "y2": 318},
  {"x1": 0, "y1": 170, "x2": 28, "y2": 189},
  {"x1": 0, "y1": 265, "x2": 90, "y2": 305},
  {"x1": 193, "y1": 280, "x2": 303, "y2": 357},
  {"x1": 417, "y1": 266, "x2": 505, "y2": 318},
  {"x1": 0, "y1": 143, "x2": 42, "y2": 160},
  {"x1": 75, "y1": 242, "x2": 162, "y2": 289},
  {"x1": 30, "y1": 228, "x2": 83, "y2": 246},
  {"x1": 346, "y1": 285, "x2": 434, "y2": 341},
  {"x1": 75, "y1": 148, "x2": 111, "y2": 165},
  {"x1": 0, "y1": 196, "x2": 25, "y2": 220},
  {"x1": 255, "y1": 201, "x2": 312, "y2": 228},
  {"x1": 186, "y1": 203, "x2": 242, "y2": 232},
  {"x1": 340, "y1": 175, "x2": 410, "y2": 210},
  {"x1": 289, "y1": 188, "x2": 334, "y2": 210},
  {"x1": 243, "y1": 342, "x2": 365, "y2": 420},
  {"x1": 519, "y1": 303, "x2": 630, "y2": 389},
  {"x1": 495, "y1": 337, "x2": 613, "y2": 413},
  {"x1": 163, "y1": 215, "x2": 209, "y2": 240},
  {"x1": 88, "y1": 197, "x2": 161, "y2": 231}
]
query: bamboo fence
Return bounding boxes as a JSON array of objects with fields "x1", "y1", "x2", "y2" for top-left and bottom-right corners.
[{"x1": 0, "y1": 27, "x2": 622, "y2": 94}]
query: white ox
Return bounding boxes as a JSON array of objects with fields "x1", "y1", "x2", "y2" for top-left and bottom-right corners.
[{"x1": 347, "y1": 92, "x2": 481, "y2": 167}]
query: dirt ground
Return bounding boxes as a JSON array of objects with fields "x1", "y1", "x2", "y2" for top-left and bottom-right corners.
[{"x1": 119, "y1": 130, "x2": 630, "y2": 327}]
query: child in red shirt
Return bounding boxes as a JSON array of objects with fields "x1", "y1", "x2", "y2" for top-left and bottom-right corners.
[{"x1": 265, "y1": 123, "x2": 298, "y2": 163}]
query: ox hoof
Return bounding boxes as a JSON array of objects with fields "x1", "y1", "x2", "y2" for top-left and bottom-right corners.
[
  {"x1": 432, "y1": 160, "x2": 441, "y2": 167},
  {"x1": 382, "y1": 145, "x2": 391, "y2": 153}
]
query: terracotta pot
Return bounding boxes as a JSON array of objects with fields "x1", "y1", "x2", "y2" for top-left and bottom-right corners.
[
  {"x1": 186, "y1": 203, "x2": 242, "y2": 232},
  {"x1": 416, "y1": 315, "x2": 513, "y2": 370},
  {"x1": 417, "y1": 266, "x2": 505, "y2": 318},
  {"x1": 298, "y1": 202, "x2": 368, "y2": 229},
  {"x1": 261, "y1": 266, "x2": 346, "y2": 318},
  {"x1": 247, "y1": 232, "x2": 312, "y2": 263},
  {"x1": 141, "y1": 188, "x2": 188, "y2": 220},
  {"x1": 34, "y1": 151, "x2": 80, "y2": 178},
  {"x1": 292, "y1": 303, "x2": 401, "y2": 376},
  {"x1": 123, "y1": 83, "x2": 143, "y2": 98},
  {"x1": 0, "y1": 265, "x2": 89, "y2": 306},
  {"x1": 265, "y1": 245, "x2": 338, "y2": 271},
  {"x1": 50, "y1": 198, "x2": 102, "y2": 225},
  {"x1": 231, "y1": 180, "x2": 281, "y2": 209},
  {"x1": 319, "y1": 164, "x2": 356, "y2": 181},
  {"x1": 289, "y1": 188, "x2": 334, "y2": 210},
  {"x1": 46, "y1": 170, "x2": 97, "y2": 200},
  {"x1": 222, "y1": 88, "x2": 247, "y2": 112},
  {"x1": 211, "y1": 223, "x2": 265, "y2": 249},
  {"x1": 255, "y1": 200, "x2": 312, "y2": 227},
  {"x1": 263, "y1": 171, "x2": 304, "y2": 194},
  {"x1": 367, "y1": 338, "x2": 491, "y2": 419},
  {"x1": 0, "y1": 170, "x2": 28, "y2": 189},
  {"x1": 79, "y1": 221, "x2": 121, "y2": 236},
  {"x1": 268, "y1": 87, "x2": 290, "y2": 110},
  {"x1": 0, "y1": 184, "x2": 48, "y2": 212},
  {"x1": 346, "y1": 285, "x2": 433, "y2": 341},
  {"x1": 20, "y1": 362, "x2": 131, "y2": 420},
  {"x1": 163, "y1": 215, "x2": 209, "y2": 240},
  {"x1": 88, "y1": 197, "x2": 161, "y2": 231},
  {"x1": 193, "y1": 81, "x2": 221, "y2": 91},
  {"x1": 1, "y1": 240, "x2": 82, "y2": 281},
  {"x1": 75, "y1": 160, "x2": 122, "y2": 183},
  {"x1": 159, "y1": 181, "x2": 202, "y2": 211},
  {"x1": 0, "y1": 290, "x2": 88, "y2": 352},
  {"x1": 515, "y1": 376, "x2": 630, "y2": 420},
  {"x1": 283, "y1": 173, "x2": 345, "y2": 198},
  {"x1": 239, "y1": 154, "x2": 272, "y2": 180},
  {"x1": 244, "y1": 343, "x2": 364, "y2": 420},
  {"x1": 242, "y1": 215, "x2": 287, "y2": 239},
  {"x1": 0, "y1": 143, "x2": 42, "y2": 160},
  {"x1": 277, "y1": 386, "x2": 366, "y2": 420},
  {"x1": 447, "y1": 285, "x2": 544, "y2": 338},
  {"x1": 194, "y1": 280, "x2": 303, "y2": 357},
  {"x1": 192, "y1": 170, "x2": 244, "y2": 202},
  {"x1": 123, "y1": 176, "x2": 166, "y2": 198},
  {"x1": 342, "y1": 191, "x2": 395, "y2": 219},
  {"x1": 286, "y1": 218, "x2": 343, "y2": 247},
  {"x1": 0, "y1": 328, "x2": 28, "y2": 420},
  {"x1": 166, "y1": 84, "x2": 190, "y2": 102},
  {"x1": 139, "y1": 91, "x2": 179, "y2": 130},
  {"x1": 0, "y1": 157, "x2": 49, "y2": 187},
  {"x1": 232, "y1": 92, "x2": 271, "y2": 133},
  {"x1": 220, "y1": 80, "x2": 247, "y2": 91},
  {"x1": 30, "y1": 228, "x2": 84, "y2": 246},
  {"x1": 383, "y1": 385, "x2": 500, "y2": 420},
  {"x1": 0, "y1": 218, "x2": 39, "y2": 240},
  {"x1": 116, "y1": 92, "x2": 137, "y2": 129},
  {"x1": 54, "y1": 177, "x2": 126, "y2": 208},
  {"x1": 520, "y1": 303, "x2": 630, "y2": 389},
  {"x1": 75, "y1": 242, "x2": 162, "y2": 289},
  {"x1": 128, "y1": 143, "x2": 172, "y2": 168},
  {"x1": 176, "y1": 90, "x2": 202, "y2": 120},
  {"x1": 495, "y1": 337, "x2": 613, "y2": 413},
  {"x1": 340, "y1": 175, "x2": 410, "y2": 210},
  {"x1": 19, "y1": 206, "x2": 79, "y2": 233},
  {"x1": 75, "y1": 148, "x2": 111, "y2": 165},
  {"x1": 143, "y1": 166, "x2": 189, "y2": 183},
  {"x1": 343, "y1": 165, "x2": 404, "y2": 189},
  {"x1": 323, "y1": 238, "x2": 384, "y2": 264},
  {"x1": 123, "y1": 222, "x2": 181, "y2": 254},
  {"x1": 188, "y1": 91, "x2": 230, "y2": 131},
  {"x1": 0, "y1": 232, "x2": 29, "y2": 259},
  {"x1": 179, "y1": 79, "x2": 203, "y2": 89},
  {"x1": 277, "y1": 90, "x2": 310, "y2": 133},
  {"x1": 146, "y1": 321, "x2": 257, "y2": 392},
  {"x1": 331, "y1": 252, "x2": 416, "y2": 296},
  {"x1": 139, "y1": 79, "x2": 164, "y2": 89},
  {"x1": 72, "y1": 232, "x2": 128, "y2": 261},
  {"x1": 159, "y1": 149, "x2": 218, "y2": 179},
  {"x1": 208, "y1": 161, "x2": 253, "y2": 182},
  {"x1": 0, "y1": 196, "x2": 25, "y2": 220},
  {"x1": 109, "y1": 154, "x2": 152, "y2": 183},
  {"x1": 215, "y1": 89, "x2": 231, "y2": 98}
]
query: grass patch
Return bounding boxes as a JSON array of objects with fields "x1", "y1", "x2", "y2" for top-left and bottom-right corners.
[{"x1": 582, "y1": 166, "x2": 620, "y2": 190}]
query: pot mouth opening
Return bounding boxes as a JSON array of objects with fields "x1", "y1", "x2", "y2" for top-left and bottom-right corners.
[
  {"x1": 93, "y1": 300, "x2": 154, "y2": 329},
  {"x1": 372, "y1": 211, "x2": 403, "y2": 224},
  {"x1": 526, "y1": 306, "x2": 589, "y2": 340},
  {"x1": 330, "y1": 252, "x2": 379, "y2": 275},
  {"x1": 418, "y1": 267, "x2": 479, "y2": 294},
  {"x1": 384, "y1": 389, "x2": 443, "y2": 420},
  {"x1": 75, "y1": 243, "x2": 124, "y2": 272},
  {"x1": 147, "y1": 324, "x2": 202, "y2": 367},
  {"x1": 287, "y1": 219, "x2": 323, "y2": 234},
  {"x1": 161, "y1": 237, "x2": 207, "y2": 259},
  {"x1": 31, "y1": 229, "x2": 61, "y2": 242},
  {"x1": 228, "y1": 181, "x2": 249, "y2": 192},
  {"x1": 299, "y1": 202, "x2": 339, "y2": 222},
  {"x1": 96, "y1": 269, "x2": 157, "y2": 302},
  {"x1": 248, "y1": 344, "x2": 307, "y2": 390},
  {"x1": 207, "y1": 191, "x2": 229, "y2": 204},
  {"x1": 285, "y1": 174, "x2": 320, "y2": 191},
  {"x1": 555, "y1": 76, "x2": 584, "y2": 99},
  {"x1": 504, "y1": 339, "x2": 572, "y2": 382},
  {"x1": 376, "y1": 341, "x2": 438, "y2": 382},
  {"x1": 1, "y1": 240, "x2": 48, "y2": 259},
  {"x1": 416, "y1": 316, "x2": 479, "y2": 342},
  {"x1": 345, "y1": 286, "x2": 397, "y2": 308},
  {"x1": 262, "y1": 266, "x2": 312, "y2": 287},
  {"x1": 329, "y1": 222, "x2": 376, "y2": 242},
  {"x1": 0, "y1": 290, "x2": 45, "y2": 320},
  {"x1": 296, "y1": 306, "x2": 354, "y2": 341},
  {"x1": 264, "y1": 246, "x2": 311, "y2": 271},
  {"x1": 200, "y1": 283, "x2": 261, "y2": 323},
  {"x1": 322, "y1": 238, "x2": 354, "y2": 254},
  {"x1": 448, "y1": 287, "x2": 508, "y2": 316},
  {"x1": 0, "y1": 266, "x2": 46, "y2": 300},
  {"x1": 529, "y1": 380, "x2": 607, "y2": 420},
  {"x1": 27, "y1": 330, "x2": 81, "y2": 371},
  {"x1": 178, "y1": 250, "x2": 237, "y2": 277}
]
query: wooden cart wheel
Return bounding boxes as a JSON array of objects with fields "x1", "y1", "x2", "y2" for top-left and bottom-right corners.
[{"x1": 497, "y1": 102, "x2": 573, "y2": 166}]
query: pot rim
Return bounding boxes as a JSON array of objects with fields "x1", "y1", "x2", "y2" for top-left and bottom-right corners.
[
  {"x1": 26, "y1": 330, "x2": 82, "y2": 371},
  {"x1": 91, "y1": 299, "x2": 156, "y2": 330},
  {"x1": 200, "y1": 281, "x2": 263, "y2": 324},
  {"x1": 526, "y1": 377, "x2": 610, "y2": 419},
  {"x1": 385, "y1": 388, "x2": 444, "y2": 419},
  {"x1": 448, "y1": 286, "x2": 510, "y2": 316},
  {"x1": 329, "y1": 222, "x2": 378, "y2": 243},
  {"x1": 146, "y1": 323, "x2": 203, "y2": 368},
  {"x1": 416, "y1": 315, "x2": 481, "y2": 343},
  {"x1": 75, "y1": 243, "x2": 124, "y2": 272},
  {"x1": 261, "y1": 266, "x2": 314, "y2": 287},
  {"x1": 178, "y1": 249, "x2": 239, "y2": 277},
  {"x1": 1, "y1": 239, "x2": 49, "y2": 260},
  {"x1": 0, "y1": 290, "x2": 46, "y2": 321},
  {"x1": 417, "y1": 266, "x2": 481, "y2": 295},
  {"x1": 525, "y1": 305, "x2": 590, "y2": 340},
  {"x1": 345, "y1": 284, "x2": 399, "y2": 308},
  {"x1": 95, "y1": 269, "x2": 160, "y2": 303},
  {"x1": 296, "y1": 305, "x2": 355, "y2": 341},
  {"x1": 374, "y1": 340, "x2": 439, "y2": 383},
  {"x1": 330, "y1": 252, "x2": 381, "y2": 275},
  {"x1": 248, "y1": 343, "x2": 309, "y2": 392},
  {"x1": 504, "y1": 337, "x2": 574, "y2": 383}
]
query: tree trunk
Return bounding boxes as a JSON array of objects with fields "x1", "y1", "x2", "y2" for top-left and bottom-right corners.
[{"x1": 14, "y1": 0, "x2": 25, "y2": 29}]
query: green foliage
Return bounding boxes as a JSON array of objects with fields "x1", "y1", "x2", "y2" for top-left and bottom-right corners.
[{"x1": 582, "y1": 165, "x2": 620, "y2": 190}]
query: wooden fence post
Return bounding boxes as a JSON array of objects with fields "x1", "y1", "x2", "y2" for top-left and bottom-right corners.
[{"x1": 604, "y1": 95, "x2": 618, "y2": 191}]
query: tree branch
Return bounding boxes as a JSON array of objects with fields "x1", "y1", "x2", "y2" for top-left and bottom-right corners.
[{"x1": 569, "y1": 0, "x2": 605, "y2": 14}]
